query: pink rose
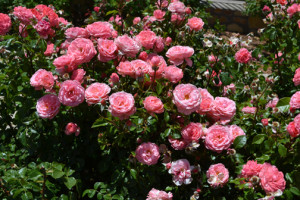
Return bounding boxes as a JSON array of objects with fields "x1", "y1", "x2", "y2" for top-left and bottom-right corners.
[
  {"x1": 173, "y1": 84, "x2": 202, "y2": 115},
  {"x1": 163, "y1": 65, "x2": 183, "y2": 83},
  {"x1": 153, "y1": 9, "x2": 165, "y2": 21},
  {"x1": 58, "y1": 17, "x2": 69, "y2": 26},
  {"x1": 205, "y1": 125, "x2": 232, "y2": 153},
  {"x1": 168, "y1": 1, "x2": 186, "y2": 13},
  {"x1": 290, "y1": 91, "x2": 300, "y2": 111},
  {"x1": 108, "y1": 91, "x2": 136, "y2": 120},
  {"x1": 32, "y1": 5, "x2": 59, "y2": 27},
  {"x1": 185, "y1": 7, "x2": 192, "y2": 14},
  {"x1": 287, "y1": 121, "x2": 299, "y2": 138},
  {"x1": 197, "y1": 88, "x2": 214, "y2": 115},
  {"x1": 58, "y1": 80, "x2": 85, "y2": 107},
  {"x1": 168, "y1": 159, "x2": 192, "y2": 186},
  {"x1": 147, "y1": 54, "x2": 167, "y2": 79},
  {"x1": 266, "y1": 97, "x2": 279, "y2": 109},
  {"x1": 13, "y1": 6, "x2": 35, "y2": 25},
  {"x1": 241, "y1": 160, "x2": 263, "y2": 178},
  {"x1": 30, "y1": 69, "x2": 54, "y2": 90},
  {"x1": 259, "y1": 163, "x2": 286, "y2": 194},
  {"x1": 19, "y1": 24, "x2": 28, "y2": 38},
  {"x1": 187, "y1": 17, "x2": 204, "y2": 31},
  {"x1": 139, "y1": 51, "x2": 148, "y2": 60},
  {"x1": 71, "y1": 69, "x2": 86, "y2": 84},
  {"x1": 262, "y1": 5, "x2": 271, "y2": 12},
  {"x1": 117, "y1": 61, "x2": 135, "y2": 77},
  {"x1": 136, "y1": 30, "x2": 157, "y2": 50},
  {"x1": 133, "y1": 17, "x2": 141, "y2": 25},
  {"x1": 166, "y1": 46, "x2": 194, "y2": 66},
  {"x1": 229, "y1": 125, "x2": 245, "y2": 141},
  {"x1": 44, "y1": 43, "x2": 58, "y2": 56},
  {"x1": 235, "y1": 48, "x2": 252, "y2": 64},
  {"x1": 65, "y1": 27, "x2": 89, "y2": 39},
  {"x1": 67, "y1": 38, "x2": 97, "y2": 65},
  {"x1": 294, "y1": 114, "x2": 300, "y2": 133},
  {"x1": 165, "y1": 37, "x2": 172, "y2": 46},
  {"x1": 207, "y1": 97, "x2": 236, "y2": 124},
  {"x1": 36, "y1": 94, "x2": 60, "y2": 119},
  {"x1": 154, "y1": 36, "x2": 165, "y2": 53},
  {"x1": 86, "y1": 21, "x2": 114, "y2": 38},
  {"x1": 114, "y1": 35, "x2": 141, "y2": 58},
  {"x1": 34, "y1": 20, "x2": 52, "y2": 39},
  {"x1": 143, "y1": 96, "x2": 164, "y2": 116},
  {"x1": 261, "y1": 118, "x2": 269, "y2": 126},
  {"x1": 287, "y1": 4, "x2": 299, "y2": 17},
  {"x1": 94, "y1": 7, "x2": 100, "y2": 13},
  {"x1": 135, "y1": 142, "x2": 160, "y2": 165},
  {"x1": 293, "y1": 68, "x2": 300, "y2": 86},
  {"x1": 168, "y1": 136, "x2": 189, "y2": 150},
  {"x1": 65, "y1": 122, "x2": 80, "y2": 136},
  {"x1": 85, "y1": 83, "x2": 111, "y2": 105},
  {"x1": 206, "y1": 163, "x2": 229, "y2": 187},
  {"x1": 108, "y1": 73, "x2": 119, "y2": 86},
  {"x1": 60, "y1": 39, "x2": 72, "y2": 50},
  {"x1": 242, "y1": 106, "x2": 257, "y2": 114},
  {"x1": 53, "y1": 55, "x2": 77, "y2": 74},
  {"x1": 276, "y1": 0, "x2": 287, "y2": 6},
  {"x1": 97, "y1": 39, "x2": 118, "y2": 62},
  {"x1": 146, "y1": 188, "x2": 172, "y2": 200},
  {"x1": 156, "y1": 0, "x2": 169, "y2": 8},
  {"x1": 223, "y1": 83, "x2": 236, "y2": 96},
  {"x1": 131, "y1": 59, "x2": 152, "y2": 78},
  {"x1": 181, "y1": 122, "x2": 203, "y2": 142}
]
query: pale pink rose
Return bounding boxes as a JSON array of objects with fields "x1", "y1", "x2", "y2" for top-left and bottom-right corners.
[
  {"x1": 36, "y1": 94, "x2": 60, "y2": 119},
  {"x1": 97, "y1": 39, "x2": 118, "y2": 62},
  {"x1": 165, "y1": 37, "x2": 172, "y2": 46},
  {"x1": 229, "y1": 125, "x2": 245, "y2": 141},
  {"x1": 235, "y1": 48, "x2": 252, "y2": 64},
  {"x1": 241, "y1": 160, "x2": 263, "y2": 178},
  {"x1": 287, "y1": 121, "x2": 299, "y2": 138},
  {"x1": 19, "y1": 23, "x2": 28, "y2": 37},
  {"x1": 290, "y1": 92, "x2": 300, "y2": 111},
  {"x1": 131, "y1": 59, "x2": 152, "y2": 78},
  {"x1": 53, "y1": 55, "x2": 77, "y2": 74},
  {"x1": 65, "y1": 122, "x2": 80, "y2": 136},
  {"x1": 197, "y1": 88, "x2": 214, "y2": 115},
  {"x1": 293, "y1": 68, "x2": 300, "y2": 86},
  {"x1": 34, "y1": 20, "x2": 52, "y2": 39},
  {"x1": 287, "y1": 4, "x2": 299, "y2": 17},
  {"x1": 262, "y1": 118, "x2": 269, "y2": 126},
  {"x1": 71, "y1": 69, "x2": 86, "y2": 84},
  {"x1": 205, "y1": 125, "x2": 232, "y2": 153},
  {"x1": 147, "y1": 54, "x2": 167, "y2": 79},
  {"x1": 262, "y1": 5, "x2": 271, "y2": 12},
  {"x1": 65, "y1": 27, "x2": 89, "y2": 39},
  {"x1": 116, "y1": 61, "x2": 136, "y2": 77},
  {"x1": 259, "y1": 163, "x2": 286, "y2": 194},
  {"x1": 223, "y1": 83, "x2": 236, "y2": 96},
  {"x1": 181, "y1": 122, "x2": 203, "y2": 142},
  {"x1": 58, "y1": 80, "x2": 85, "y2": 107},
  {"x1": 86, "y1": 21, "x2": 114, "y2": 38},
  {"x1": 44, "y1": 43, "x2": 58, "y2": 56},
  {"x1": 173, "y1": 84, "x2": 202, "y2": 115},
  {"x1": 294, "y1": 114, "x2": 300, "y2": 133},
  {"x1": 136, "y1": 30, "x2": 157, "y2": 50},
  {"x1": 30, "y1": 69, "x2": 54, "y2": 90},
  {"x1": 266, "y1": 97, "x2": 279, "y2": 109},
  {"x1": 163, "y1": 65, "x2": 183, "y2": 83},
  {"x1": 85, "y1": 83, "x2": 110, "y2": 105},
  {"x1": 168, "y1": 1, "x2": 186, "y2": 13},
  {"x1": 154, "y1": 36, "x2": 165, "y2": 53},
  {"x1": 94, "y1": 7, "x2": 100, "y2": 13},
  {"x1": 187, "y1": 17, "x2": 204, "y2": 31},
  {"x1": 166, "y1": 46, "x2": 194, "y2": 66},
  {"x1": 67, "y1": 38, "x2": 97, "y2": 65},
  {"x1": 133, "y1": 17, "x2": 141, "y2": 25},
  {"x1": 146, "y1": 188, "x2": 172, "y2": 200},
  {"x1": 153, "y1": 9, "x2": 165, "y2": 21},
  {"x1": 108, "y1": 91, "x2": 136, "y2": 120},
  {"x1": 58, "y1": 17, "x2": 69, "y2": 26},
  {"x1": 206, "y1": 163, "x2": 229, "y2": 187},
  {"x1": 168, "y1": 136, "x2": 189, "y2": 150},
  {"x1": 108, "y1": 73, "x2": 119, "y2": 86},
  {"x1": 242, "y1": 106, "x2": 257, "y2": 114},
  {"x1": 168, "y1": 159, "x2": 192, "y2": 186},
  {"x1": 276, "y1": 0, "x2": 287, "y2": 6},
  {"x1": 114, "y1": 35, "x2": 141, "y2": 58},
  {"x1": 143, "y1": 96, "x2": 164, "y2": 116},
  {"x1": 135, "y1": 142, "x2": 160, "y2": 165},
  {"x1": 207, "y1": 97, "x2": 236, "y2": 124},
  {"x1": 13, "y1": 6, "x2": 35, "y2": 25}
]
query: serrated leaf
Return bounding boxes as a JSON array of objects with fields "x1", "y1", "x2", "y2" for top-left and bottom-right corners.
[{"x1": 233, "y1": 135, "x2": 247, "y2": 149}]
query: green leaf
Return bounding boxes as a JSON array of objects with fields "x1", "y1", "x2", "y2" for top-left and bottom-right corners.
[
  {"x1": 94, "y1": 182, "x2": 101, "y2": 190},
  {"x1": 278, "y1": 144, "x2": 287, "y2": 157},
  {"x1": 92, "y1": 119, "x2": 109, "y2": 128},
  {"x1": 52, "y1": 170, "x2": 65, "y2": 179},
  {"x1": 276, "y1": 97, "x2": 290, "y2": 113},
  {"x1": 220, "y1": 72, "x2": 232, "y2": 85},
  {"x1": 164, "y1": 111, "x2": 169, "y2": 122},
  {"x1": 156, "y1": 82, "x2": 162, "y2": 95},
  {"x1": 233, "y1": 135, "x2": 247, "y2": 149},
  {"x1": 290, "y1": 187, "x2": 300, "y2": 196},
  {"x1": 83, "y1": 189, "x2": 96, "y2": 198},
  {"x1": 64, "y1": 177, "x2": 76, "y2": 189},
  {"x1": 130, "y1": 169, "x2": 137, "y2": 180},
  {"x1": 252, "y1": 134, "x2": 266, "y2": 144}
]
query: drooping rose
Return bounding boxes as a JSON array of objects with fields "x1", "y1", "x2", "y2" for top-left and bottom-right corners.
[
  {"x1": 108, "y1": 91, "x2": 136, "y2": 120},
  {"x1": 36, "y1": 94, "x2": 60, "y2": 119},
  {"x1": 205, "y1": 125, "x2": 232, "y2": 153},
  {"x1": 135, "y1": 142, "x2": 160, "y2": 165},
  {"x1": 85, "y1": 83, "x2": 111, "y2": 105},
  {"x1": 58, "y1": 80, "x2": 85, "y2": 107},
  {"x1": 207, "y1": 163, "x2": 229, "y2": 187}
]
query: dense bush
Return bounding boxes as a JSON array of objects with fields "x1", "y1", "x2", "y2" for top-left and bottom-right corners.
[{"x1": 0, "y1": 0, "x2": 299, "y2": 199}]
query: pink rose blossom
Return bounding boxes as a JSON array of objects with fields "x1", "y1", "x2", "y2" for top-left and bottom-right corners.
[
  {"x1": 135, "y1": 142, "x2": 160, "y2": 165},
  {"x1": 205, "y1": 125, "x2": 232, "y2": 153},
  {"x1": 133, "y1": 17, "x2": 141, "y2": 25},
  {"x1": 139, "y1": 51, "x2": 148, "y2": 60},
  {"x1": 242, "y1": 106, "x2": 257, "y2": 114},
  {"x1": 168, "y1": 136, "x2": 189, "y2": 150},
  {"x1": 130, "y1": 59, "x2": 152, "y2": 78},
  {"x1": 207, "y1": 97, "x2": 236, "y2": 124},
  {"x1": 166, "y1": 46, "x2": 194, "y2": 66},
  {"x1": 44, "y1": 43, "x2": 58, "y2": 56},
  {"x1": 71, "y1": 69, "x2": 86, "y2": 84},
  {"x1": 154, "y1": 36, "x2": 165, "y2": 53},
  {"x1": 293, "y1": 68, "x2": 300, "y2": 86},
  {"x1": 65, "y1": 27, "x2": 89, "y2": 39},
  {"x1": 262, "y1": 5, "x2": 271, "y2": 12},
  {"x1": 168, "y1": 159, "x2": 192, "y2": 186},
  {"x1": 13, "y1": 6, "x2": 35, "y2": 25},
  {"x1": 30, "y1": 69, "x2": 54, "y2": 90},
  {"x1": 181, "y1": 122, "x2": 203, "y2": 142},
  {"x1": 235, "y1": 48, "x2": 252, "y2": 64},
  {"x1": 153, "y1": 9, "x2": 165, "y2": 21},
  {"x1": 241, "y1": 160, "x2": 263, "y2": 178},
  {"x1": 108, "y1": 91, "x2": 136, "y2": 120},
  {"x1": 65, "y1": 122, "x2": 80, "y2": 136},
  {"x1": 19, "y1": 24, "x2": 28, "y2": 37},
  {"x1": 34, "y1": 20, "x2": 53, "y2": 39},
  {"x1": 114, "y1": 35, "x2": 141, "y2": 58},
  {"x1": 266, "y1": 97, "x2": 279, "y2": 109},
  {"x1": 60, "y1": 39, "x2": 72, "y2": 50},
  {"x1": 185, "y1": 7, "x2": 192, "y2": 14},
  {"x1": 117, "y1": 61, "x2": 135, "y2": 77},
  {"x1": 94, "y1": 7, "x2": 100, "y2": 13},
  {"x1": 223, "y1": 83, "x2": 236, "y2": 96},
  {"x1": 173, "y1": 84, "x2": 202, "y2": 115},
  {"x1": 259, "y1": 163, "x2": 286, "y2": 194},
  {"x1": 115, "y1": 15, "x2": 122, "y2": 26},
  {"x1": 156, "y1": 0, "x2": 169, "y2": 8},
  {"x1": 146, "y1": 188, "x2": 172, "y2": 200},
  {"x1": 163, "y1": 65, "x2": 183, "y2": 83},
  {"x1": 276, "y1": 0, "x2": 287, "y2": 6},
  {"x1": 207, "y1": 163, "x2": 229, "y2": 187},
  {"x1": 32, "y1": 5, "x2": 59, "y2": 27},
  {"x1": 85, "y1": 83, "x2": 111, "y2": 105},
  {"x1": 229, "y1": 125, "x2": 245, "y2": 141},
  {"x1": 147, "y1": 54, "x2": 167, "y2": 79},
  {"x1": 36, "y1": 94, "x2": 60, "y2": 119},
  {"x1": 143, "y1": 96, "x2": 164, "y2": 116},
  {"x1": 262, "y1": 119, "x2": 269, "y2": 126},
  {"x1": 197, "y1": 88, "x2": 214, "y2": 115},
  {"x1": 287, "y1": 121, "x2": 299, "y2": 138},
  {"x1": 58, "y1": 17, "x2": 69, "y2": 26},
  {"x1": 274, "y1": 52, "x2": 284, "y2": 64},
  {"x1": 97, "y1": 39, "x2": 118, "y2": 62},
  {"x1": 109, "y1": 73, "x2": 119, "y2": 86},
  {"x1": 86, "y1": 21, "x2": 114, "y2": 38},
  {"x1": 67, "y1": 38, "x2": 97, "y2": 65},
  {"x1": 287, "y1": 4, "x2": 299, "y2": 17},
  {"x1": 165, "y1": 37, "x2": 172, "y2": 46},
  {"x1": 136, "y1": 30, "x2": 157, "y2": 50},
  {"x1": 53, "y1": 55, "x2": 77, "y2": 74},
  {"x1": 294, "y1": 114, "x2": 300, "y2": 133},
  {"x1": 290, "y1": 91, "x2": 300, "y2": 111},
  {"x1": 168, "y1": 1, "x2": 186, "y2": 14},
  {"x1": 187, "y1": 17, "x2": 204, "y2": 31},
  {"x1": 58, "y1": 80, "x2": 85, "y2": 107}
]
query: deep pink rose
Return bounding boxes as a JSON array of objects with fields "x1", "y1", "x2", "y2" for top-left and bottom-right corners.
[
  {"x1": 146, "y1": 188, "x2": 172, "y2": 200},
  {"x1": 94, "y1": 7, "x2": 100, "y2": 13},
  {"x1": 166, "y1": 46, "x2": 194, "y2": 66},
  {"x1": 290, "y1": 91, "x2": 300, "y2": 111},
  {"x1": 168, "y1": 159, "x2": 192, "y2": 186},
  {"x1": 262, "y1": 5, "x2": 271, "y2": 12},
  {"x1": 67, "y1": 38, "x2": 97, "y2": 65},
  {"x1": 147, "y1": 54, "x2": 167, "y2": 79},
  {"x1": 108, "y1": 91, "x2": 136, "y2": 120},
  {"x1": 262, "y1": 118, "x2": 269, "y2": 126},
  {"x1": 114, "y1": 35, "x2": 141, "y2": 58},
  {"x1": 139, "y1": 51, "x2": 148, "y2": 60},
  {"x1": 154, "y1": 36, "x2": 165, "y2": 53},
  {"x1": 86, "y1": 21, "x2": 114, "y2": 38},
  {"x1": 259, "y1": 163, "x2": 286, "y2": 194},
  {"x1": 133, "y1": 17, "x2": 141, "y2": 25},
  {"x1": 241, "y1": 160, "x2": 263, "y2": 178},
  {"x1": 36, "y1": 94, "x2": 60, "y2": 119},
  {"x1": 30, "y1": 69, "x2": 54, "y2": 90},
  {"x1": 181, "y1": 122, "x2": 203, "y2": 142},
  {"x1": 168, "y1": 1, "x2": 186, "y2": 13},
  {"x1": 235, "y1": 48, "x2": 252, "y2": 64},
  {"x1": 135, "y1": 142, "x2": 160, "y2": 165},
  {"x1": 97, "y1": 38, "x2": 118, "y2": 62},
  {"x1": 65, "y1": 122, "x2": 80, "y2": 136},
  {"x1": 287, "y1": 121, "x2": 299, "y2": 138},
  {"x1": 197, "y1": 88, "x2": 214, "y2": 115},
  {"x1": 187, "y1": 17, "x2": 204, "y2": 31},
  {"x1": 13, "y1": 6, "x2": 35, "y2": 25},
  {"x1": 229, "y1": 125, "x2": 245, "y2": 141},
  {"x1": 205, "y1": 125, "x2": 232, "y2": 153},
  {"x1": 173, "y1": 84, "x2": 202, "y2": 115},
  {"x1": 85, "y1": 83, "x2": 111, "y2": 105},
  {"x1": 168, "y1": 136, "x2": 189, "y2": 150},
  {"x1": 58, "y1": 80, "x2": 85, "y2": 107},
  {"x1": 163, "y1": 65, "x2": 183, "y2": 83},
  {"x1": 53, "y1": 55, "x2": 77, "y2": 74},
  {"x1": 71, "y1": 69, "x2": 86, "y2": 84},
  {"x1": 136, "y1": 30, "x2": 157, "y2": 50},
  {"x1": 293, "y1": 68, "x2": 300, "y2": 86},
  {"x1": 242, "y1": 106, "x2": 257, "y2": 114},
  {"x1": 207, "y1": 163, "x2": 229, "y2": 187},
  {"x1": 207, "y1": 97, "x2": 236, "y2": 124},
  {"x1": 34, "y1": 20, "x2": 52, "y2": 39},
  {"x1": 294, "y1": 114, "x2": 300, "y2": 133},
  {"x1": 153, "y1": 9, "x2": 165, "y2": 21},
  {"x1": 0, "y1": 13, "x2": 12, "y2": 35},
  {"x1": 65, "y1": 27, "x2": 89, "y2": 39},
  {"x1": 143, "y1": 96, "x2": 164, "y2": 116}
]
